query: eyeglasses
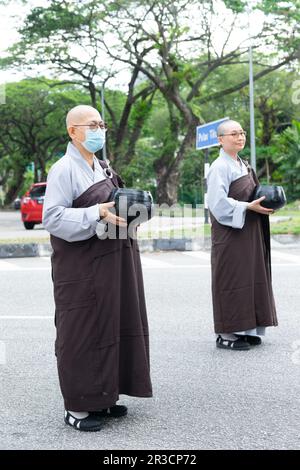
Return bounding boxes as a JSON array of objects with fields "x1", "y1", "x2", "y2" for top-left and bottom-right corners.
[
  {"x1": 73, "y1": 121, "x2": 108, "y2": 131},
  {"x1": 220, "y1": 131, "x2": 247, "y2": 138}
]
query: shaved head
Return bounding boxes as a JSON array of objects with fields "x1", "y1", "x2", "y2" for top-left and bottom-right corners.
[
  {"x1": 217, "y1": 119, "x2": 246, "y2": 157},
  {"x1": 66, "y1": 105, "x2": 101, "y2": 129},
  {"x1": 217, "y1": 120, "x2": 242, "y2": 136}
]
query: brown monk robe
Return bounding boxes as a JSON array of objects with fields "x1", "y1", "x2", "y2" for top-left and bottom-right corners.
[
  {"x1": 51, "y1": 163, "x2": 152, "y2": 412},
  {"x1": 207, "y1": 120, "x2": 277, "y2": 350},
  {"x1": 210, "y1": 161, "x2": 278, "y2": 334},
  {"x1": 43, "y1": 105, "x2": 152, "y2": 430}
]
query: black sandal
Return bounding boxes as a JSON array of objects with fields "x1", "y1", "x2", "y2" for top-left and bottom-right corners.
[
  {"x1": 216, "y1": 335, "x2": 250, "y2": 350},
  {"x1": 237, "y1": 335, "x2": 262, "y2": 346},
  {"x1": 89, "y1": 405, "x2": 128, "y2": 418},
  {"x1": 64, "y1": 411, "x2": 103, "y2": 432}
]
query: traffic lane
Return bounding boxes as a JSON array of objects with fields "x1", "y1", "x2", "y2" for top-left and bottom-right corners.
[
  {"x1": 0, "y1": 255, "x2": 299, "y2": 449},
  {"x1": 0, "y1": 210, "x2": 47, "y2": 240}
]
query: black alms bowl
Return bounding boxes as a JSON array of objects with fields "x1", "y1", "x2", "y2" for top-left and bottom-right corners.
[
  {"x1": 251, "y1": 185, "x2": 286, "y2": 210},
  {"x1": 108, "y1": 188, "x2": 154, "y2": 224}
]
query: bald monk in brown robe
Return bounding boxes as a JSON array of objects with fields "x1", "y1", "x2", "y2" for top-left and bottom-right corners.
[
  {"x1": 207, "y1": 120, "x2": 278, "y2": 351},
  {"x1": 43, "y1": 105, "x2": 152, "y2": 431}
]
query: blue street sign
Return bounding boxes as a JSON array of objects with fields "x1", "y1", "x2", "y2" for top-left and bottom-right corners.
[{"x1": 196, "y1": 117, "x2": 229, "y2": 150}]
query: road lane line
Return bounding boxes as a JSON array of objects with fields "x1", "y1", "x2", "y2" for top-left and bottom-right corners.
[
  {"x1": 0, "y1": 260, "x2": 22, "y2": 270},
  {"x1": 271, "y1": 251, "x2": 300, "y2": 264},
  {"x1": 0, "y1": 267, "x2": 50, "y2": 271},
  {"x1": 0, "y1": 258, "x2": 300, "y2": 273},
  {"x1": 0, "y1": 315, "x2": 53, "y2": 319},
  {"x1": 181, "y1": 251, "x2": 211, "y2": 260},
  {"x1": 141, "y1": 258, "x2": 172, "y2": 268}
]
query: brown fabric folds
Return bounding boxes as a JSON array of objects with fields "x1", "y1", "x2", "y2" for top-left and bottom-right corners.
[
  {"x1": 51, "y1": 169, "x2": 152, "y2": 411},
  {"x1": 210, "y1": 165, "x2": 278, "y2": 334}
]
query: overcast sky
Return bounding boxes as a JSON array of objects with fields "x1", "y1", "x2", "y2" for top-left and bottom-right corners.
[
  {"x1": 0, "y1": 1, "x2": 42, "y2": 82},
  {"x1": 0, "y1": 0, "x2": 265, "y2": 88}
]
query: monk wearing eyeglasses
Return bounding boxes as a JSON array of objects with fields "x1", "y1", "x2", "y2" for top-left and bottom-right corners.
[
  {"x1": 43, "y1": 105, "x2": 152, "y2": 431},
  {"x1": 207, "y1": 120, "x2": 278, "y2": 351}
]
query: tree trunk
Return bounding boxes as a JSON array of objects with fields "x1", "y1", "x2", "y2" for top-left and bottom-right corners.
[
  {"x1": 34, "y1": 162, "x2": 39, "y2": 183},
  {"x1": 156, "y1": 172, "x2": 179, "y2": 206},
  {"x1": 156, "y1": 165, "x2": 179, "y2": 205},
  {"x1": 266, "y1": 158, "x2": 270, "y2": 183},
  {"x1": 4, "y1": 169, "x2": 25, "y2": 204},
  {"x1": 88, "y1": 81, "x2": 97, "y2": 109},
  {"x1": 36, "y1": 156, "x2": 47, "y2": 182},
  {"x1": 155, "y1": 118, "x2": 198, "y2": 205}
]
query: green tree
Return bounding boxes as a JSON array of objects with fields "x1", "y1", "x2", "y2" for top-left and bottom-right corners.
[
  {"x1": 192, "y1": 64, "x2": 300, "y2": 182},
  {"x1": 2, "y1": 0, "x2": 299, "y2": 203},
  {"x1": 272, "y1": 120, "x2": 300, "y2": 201},
  {"x1": 97, "y1": 0, "x2": 299, "y2": 202},
  {"x1": 1, "y1": 0, "x2": 156, "y2": 166},
  {"x1": 0, "y1": 79, "x2": 89, "y2": 203}
]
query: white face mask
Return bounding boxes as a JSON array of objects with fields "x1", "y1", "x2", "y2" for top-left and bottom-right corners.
[{"x1": 82, "y1": 128, "x2": 106, "y2": 153}]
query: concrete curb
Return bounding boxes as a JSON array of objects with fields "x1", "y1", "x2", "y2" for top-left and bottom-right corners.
[
  {"x1": 0, "y1": 234, "x2": 299, "y2": 258},
  {"x1": 0, "y1": 243, "x2": 52, "y2": 258},
  {"x1": 271, "y1": 234, "x2": 300, "y2": 245},
  {"x1": 0, "y1": 238, "x2": 210, "y2": 258}
]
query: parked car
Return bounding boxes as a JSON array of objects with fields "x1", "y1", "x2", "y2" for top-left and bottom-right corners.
[{"x1": 21, "y1": 182, "x2": 47, "y2": 230}]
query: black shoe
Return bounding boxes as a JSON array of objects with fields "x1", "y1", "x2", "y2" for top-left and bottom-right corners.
[
  {"x1": 89, "y1": 405, "x2": 128, "y2": 418},
  {"x1": 64, "y1": 411, "x2": 103, "y2": 432},
  {"x1": 216, "y1": 335, "x2": 250, "y2": 350},
  {"x1": 243, "y1": 335, "x2": 262, "y2": 346}
]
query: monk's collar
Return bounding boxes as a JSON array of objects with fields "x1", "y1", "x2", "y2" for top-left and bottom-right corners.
[
  {"x1": 66, "y1": 141, "x2": 103, "y2": 177},
  {"x1": 220, "y1": 148, "x2": 243, "y2": 165}
]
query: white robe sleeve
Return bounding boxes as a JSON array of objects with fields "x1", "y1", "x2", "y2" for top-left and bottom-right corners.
[
  {"x1": 207, "y1": 165, "x2": 248, "y2": 229},
  {"x1": 42, "y1": 161, "x2": 100, "y2": 242}
]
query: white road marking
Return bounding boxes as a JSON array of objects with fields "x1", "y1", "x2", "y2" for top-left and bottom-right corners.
[
  {"x1": 271, "y1": 251, "x2": 300, "y2": 264},
  {"x1": 181, "y1": 251, "x2": 211, "y2": 261},
  {"x1": 0, "y1": 315, "x2": 53, "y2": 319},
  {"x1": 272, "y1": 263, "x2": 300, "y2": 267},
  {"x1": 183, "y1": 250, "x2": 300, "y2": 265},
  {"x1": 141, "y1": 257, "x2": 172, "y2": 268},
  {"x1": 143, "y1": 264, "x2": 211, "y2": 268},
  {"x1": 0, "y1": 265, "x2": 49, "y2": 271},
  {"x1": 0, "y1": 260, "x2": 22, "y2": 270},
  {"x1": 0, "y1": 251, "x2": 300, "y2": 273}
]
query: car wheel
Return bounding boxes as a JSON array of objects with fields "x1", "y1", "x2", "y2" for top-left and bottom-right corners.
[{"x1": 24, "y1": 222, "x2": 35, "y2": 230}]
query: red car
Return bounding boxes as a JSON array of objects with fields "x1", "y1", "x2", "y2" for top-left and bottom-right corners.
[{"x1": 21, "y1": 182, "x2": 47, "y2": 230}]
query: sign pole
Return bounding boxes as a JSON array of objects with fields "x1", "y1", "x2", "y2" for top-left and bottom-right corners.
[
  {"x1": 100, "y1": 83, "x2": 107, "y2": 162},
  {"x1": 247, "y1": 3, "x2": 256, "y2": 171},
  {"x1": 204, "y1": 148, "x2": 210, "y2": 224}
]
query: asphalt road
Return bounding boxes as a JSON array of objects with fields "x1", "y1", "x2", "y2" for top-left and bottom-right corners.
[
  {"x1": 0, "y1": 210, "x2": 48, "y2": 240},
  {"x1": 0, "y1": 250, "x2": 300, "y2": 450}
]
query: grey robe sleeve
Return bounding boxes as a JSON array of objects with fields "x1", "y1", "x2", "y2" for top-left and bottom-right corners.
[
  {"x1": 42, "y1": 162, "x2": 100, "y2": 242},
  {"x1": 207, "y1": 165, "x2": 248, "y2": 229}
]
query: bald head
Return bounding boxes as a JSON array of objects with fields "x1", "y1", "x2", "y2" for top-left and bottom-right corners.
[
  {"x1": 66, "y1": 105, "x2": 101, "y2": 129},
  {"x1": 217, "y1": 120, "x2": 242, "y2": 136},
  {"x1": 217, "y1": 119, "x2": 246, "y2": 157}
]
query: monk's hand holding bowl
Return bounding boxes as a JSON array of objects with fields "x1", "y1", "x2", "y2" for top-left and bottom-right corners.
[
  {"x1": 99, "y1": 201, "x2": 127, "y2": 227},
  {"x1": 247, "y1": 196, "x2": 274, "y2": 215}
]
